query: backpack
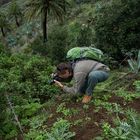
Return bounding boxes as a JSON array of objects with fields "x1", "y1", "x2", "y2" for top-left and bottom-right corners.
[{"x1": 66, "y1": 47, "x2": 104, "y2": 62}]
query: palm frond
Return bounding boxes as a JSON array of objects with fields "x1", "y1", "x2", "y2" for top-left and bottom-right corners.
[{"x1": 137, "y1": 50, "x2": 140, "y2": 70}]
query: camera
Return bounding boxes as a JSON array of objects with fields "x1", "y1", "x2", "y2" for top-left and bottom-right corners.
[
  {"x1": 49, "y1": 73, "x2": 63, "y2": 85},
  {"x1": 49, "y1": 72, "x2": 73, "y2": 85}
]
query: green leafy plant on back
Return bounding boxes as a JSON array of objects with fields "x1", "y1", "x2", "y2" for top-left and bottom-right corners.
[
  {"x1": 110, "y1": 114, "x2": 140, "y2": 140},
  {"x1": 116, "y1": 89, "x2": 140, "y2": 102},
  {"x1": 56, "y1": 103, "x2": 78, "y2": 116},
  {"x1": 125, "y1": 108, "x2": 137, "y2": 118},
  {"x1": 127, "y1": 50, "x2": 140, "y2": 74},
  {"x1": 96, "y1": 113, "x2": 140, "y2": 140},
  {"x1": 95, "y1": 121, "x2": 129, "y2": 140},
  {"x1": 15, "y1": 102, "x2": 42, "y2": 118},
  {"x1": 25, "y1": 129, "x2": 47, "y2": 140},
  {"x1": 109, "y1": 126, "x2": 130, "y2": 140},
  {"x1": 46, "y1": 118, "x2": 75, "y2": 140},
  {"x1": 83, "y1": 104, "x2": 89, "y2": 110},
  {"x1": 133, "y1": 80, "x2": 140, "y2": 92},
  {"x1": 24, "y1": 114, "x2": 48, "y2": 140},
  {"x1": 126, "y1": 115, "x2": 140, "y2": 139},
  {"x1": 97, "y1": 122, "x2": 111, "y2": 140}
]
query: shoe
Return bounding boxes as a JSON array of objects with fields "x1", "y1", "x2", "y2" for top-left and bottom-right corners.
[{"x1": 82, "y1": 95, "x2": 92, "y2": 103}]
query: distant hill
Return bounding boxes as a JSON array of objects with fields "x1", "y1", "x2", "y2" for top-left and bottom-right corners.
[{"x1": 0, "y1": 0, "x2": 11, "y2": 5}]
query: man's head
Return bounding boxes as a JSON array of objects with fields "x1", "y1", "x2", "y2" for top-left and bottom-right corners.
[{"x1": 56, "y1": 62, "x2": 73, "y2": 79}]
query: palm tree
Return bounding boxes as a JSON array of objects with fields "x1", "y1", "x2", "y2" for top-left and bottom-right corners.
[
  {"x1": 25, "y1": 0, "x2": 69, "y2": 43},
  {"x1": 8, "y1": 0, "x2": 22, "y2": 27},
  {"x1": 0, "y1": 11, "x2": 9, "y2": 37}
]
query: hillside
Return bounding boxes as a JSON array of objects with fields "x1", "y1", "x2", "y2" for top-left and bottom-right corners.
[{"x1": 0, "y1": 0, "x2": 140, "y2": 139}]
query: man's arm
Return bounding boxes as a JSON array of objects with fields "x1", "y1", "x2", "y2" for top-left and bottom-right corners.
[{"x1": 62, "y1": 72, "x2": 87, "y2": 95}]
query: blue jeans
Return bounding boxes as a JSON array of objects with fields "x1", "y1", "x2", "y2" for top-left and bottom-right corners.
[{"x1": 80, "y1": 70, "x2": 109, "y2": 96}]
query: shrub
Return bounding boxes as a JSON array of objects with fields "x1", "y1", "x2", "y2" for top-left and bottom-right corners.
[
  {"x1": 28, "y1": 36, "x2": 48, "y2": 56},
  {"x1": 0, "y1": 53, "x2": 61, "y2": 139},
  {"x1": 47, "y1": 25, "x2": 69, "y2": 64},
  {"x1": 46, "y1": 118, "x2": 75, "y2": 140},
  {"x1": 76, "y1": 24, "x2": 93, "y2": 47},
  {"x1": 67, "y1": 21, "x2": 81, "y2": 49},
  {"x1": 127, "y1": 50, "x2": 140, "y2": 74},
  {"x1": 0, "y1": 42, "x2": 10, "y2": 55},
  {"x1": 93, "y1": 0, "x2": 140, "y2": 62},
  {"x1": 0, "y1": 53, "x2": 60, "y2": 98}
]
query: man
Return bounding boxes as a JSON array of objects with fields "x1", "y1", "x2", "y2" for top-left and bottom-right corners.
[{"x1": 54, "y1": 59, "x2": 110, "y2": 103}]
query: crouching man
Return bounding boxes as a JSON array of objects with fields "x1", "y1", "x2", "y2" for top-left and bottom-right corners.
[{"x1": 54, "y1": 59, "x2": 110, "y2": 103}]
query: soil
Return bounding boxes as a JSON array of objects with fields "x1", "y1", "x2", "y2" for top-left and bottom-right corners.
[
  {"x1": 128, "y1": 98, "x2": 140, "y2": 114},
  {"x1": 44, "y1": 95, "x2": 140, "y2": 140}
]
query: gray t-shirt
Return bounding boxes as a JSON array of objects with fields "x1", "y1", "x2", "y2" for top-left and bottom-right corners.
[{"x1": 63, "y1": 60, "x2": 109, "y2": 95}]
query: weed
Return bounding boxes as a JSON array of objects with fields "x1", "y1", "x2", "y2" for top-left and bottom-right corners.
[
  {"x1": 102, "y1": 122, "x2": 111, "y2": 137},
  {"x1": 83, "y1": 104, "x2": 89, "y2": 110},
  {"x1": 56, "y1": 102, "x2": 79, "y2": 116},
  {"x1": 46, "y1": 118, "x2": 75, "y2": 140},
  {"x1": 73, "y1": 119, "x2": 83, "y2": 126},
  {"x1": 116, "y1": 89, "x2": 140, "y2": 102},
  {"x1": 133, "y1": 80, "x2": 140, "y2": 92},
  {"x1": 110, "y1": 126, "x2": 130, "y2": 139},
  {"x1": 127, "y1": 50, "x2": 140, "y2": 74}
]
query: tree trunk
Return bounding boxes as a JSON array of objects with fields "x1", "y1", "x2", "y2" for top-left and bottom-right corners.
[
  {"x1": 42, "y1": 9, "x2": 48, "y2": 43},
  {"x1": 15, "y1": 15, "x2": 20, "y2": 27},
  {"x1": 1, "y1": 27, "x2": 5, "y2": 37}
]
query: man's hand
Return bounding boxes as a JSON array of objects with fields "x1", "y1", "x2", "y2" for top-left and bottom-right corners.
[{"x1": 54, "y1": 80, "x2": 64, "y2": 89}]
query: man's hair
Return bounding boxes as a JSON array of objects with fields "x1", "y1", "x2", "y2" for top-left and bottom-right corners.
[{"x1": 56, "y1": 62, "x2": 73, "y2": 75}]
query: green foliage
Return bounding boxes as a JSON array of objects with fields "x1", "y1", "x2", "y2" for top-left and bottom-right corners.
[
  {"x1": 8, "y1": 0, "x2": 22, "y2": 26},
  {"x1": 96, "y1": 113, "x2": 140, "y2": 140},
  {"x1": 6, "y1": 34, "x2": 18, "y2": 47},
  {"x1": 116, "y1": 89, "x2": 140, "y2": 102},
  {"x1": 0, "y1": 106, "x2": 19, "y2": 139},
  {"x1": 25, "y1": 118, "x2": 75, "y2": 140},
  {"x1": 15, "y1": 102, "x2": 42, "y2": 118},
  {"x1": 93, "y1": 0, "x2": 140, "y2": 61},
  {"x1": 128, "y1": 50, "x2": 140, "y2": 74},
  {"x1": 0, "y1": 42, "x2": 10, "y2": 55},
  {"x1": 0, "y1": 52, "x2": 61, "y2": 139},
  {"x1": 109, "y1": 126, "x2": 130, "y2": 140},
  {"x1": 133, "y1": 80, "x2": 140, "y2": 92},
  {"x1": 0, "y1": 53, "x2": 60, "y2": 97},
  {"x1": 102, "y1": 122, "x2": 111, "y2": 137},
  {"x1": 25, "y1": 0, "x2": 70, "y2": 42},
  {"x1": 76, "y1": 0, "x2": 93, "y2": 4},
  {"x1": 22, "y1": 111, "x2": 47, "y2": 130},
  {"x1": 83, "y1": 104, "x2": 89, "y2": 110},
  {"x1": 28, "y1": 114, "x2": 47, "y2": 129},
  {"x1": 0, "y1": 11, "x2": 10, "y2": 36},
  {"x1": 93, "y1": 97, "x2": 124, "y2": 115},
  {"x1": 25, "y1": 129, "x2": 47, "y2": 140},
  {"x1": 46, "y1": 118, "x2": 75, "y2": 140},
  {"x1": 47, "y1": 25, "x2": 69, "y2": 64},
  {"x1": 119, "y1": 121, "x2": 139, "y2": 139},
  {"x1": 56, "y1": 102, "x2": 78, "y2": 116},
  {"x1": 0, "y1": 95, "x2": 46, "y2": 139},
  {"x1": 3, "y1": 123, "x2": 18, "y2": 140},
  {"x1": 109, "y1": 114, "x2": 140, "y2": 140},
  {"x1": 1, "y1": 1, "x2": 140, "y2": 139},
  {"x1": 76, "y1": 24, "x2": 93, "y2": 47},
  {"x1": 67, "y1": 21, "x2": 81, "y2": 49},
  {"x1": 28, "y1": 36, "x2": 47, "y2": 55},
  {"x1": 29, "y1": 25, "x2": 69, "y2": 64}
]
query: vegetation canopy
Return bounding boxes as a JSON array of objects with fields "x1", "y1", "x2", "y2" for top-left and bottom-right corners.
[{"x1": 0, "y1": 0, "x2": 140, "y2": 139}]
